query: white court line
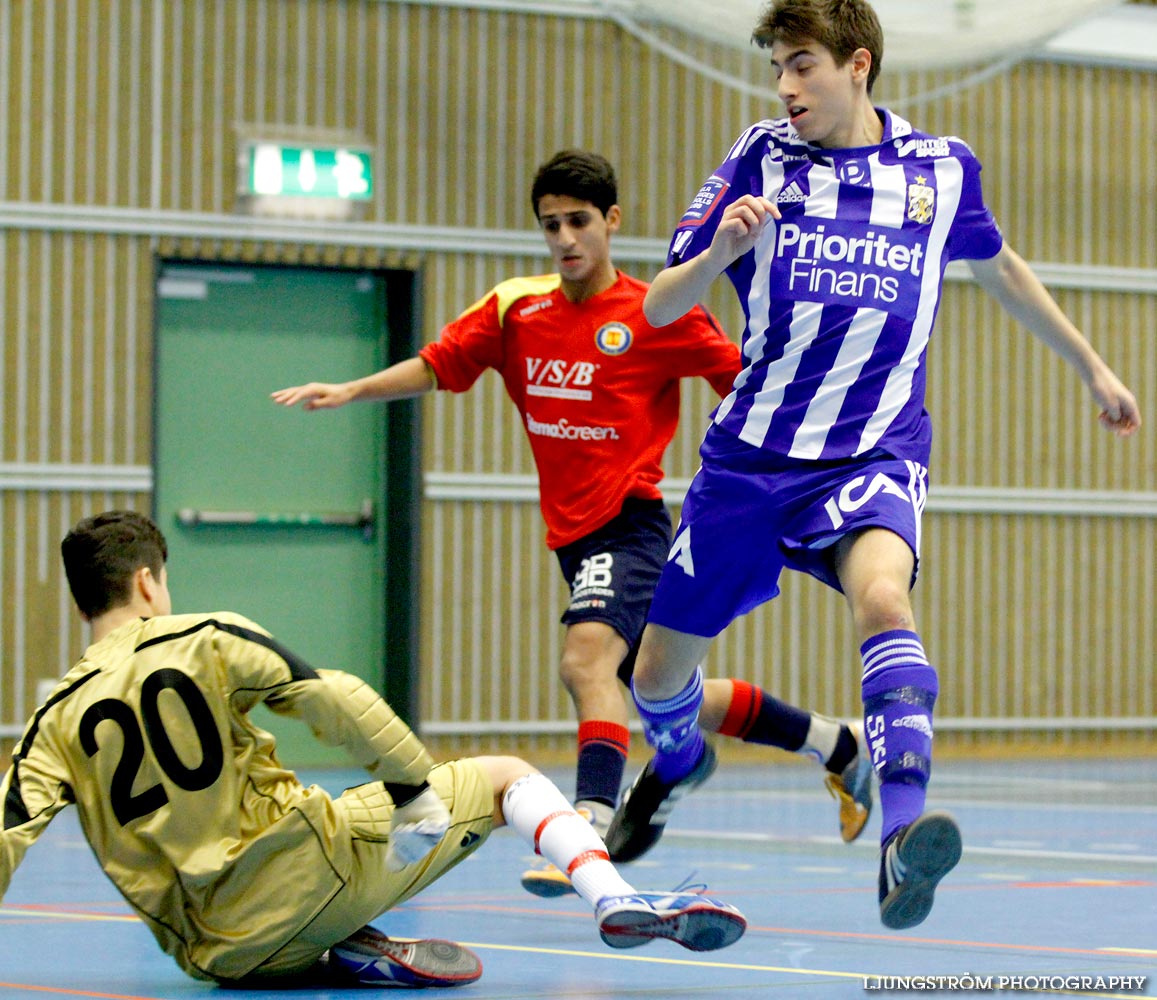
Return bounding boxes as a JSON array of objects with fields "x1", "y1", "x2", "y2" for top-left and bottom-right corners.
[
  {"x1": 693, "y1": 787, "x2": 1157, "y2": 815},
  {"x1": 667, "y1": 828, "x2": 1157, "y2": 866}
]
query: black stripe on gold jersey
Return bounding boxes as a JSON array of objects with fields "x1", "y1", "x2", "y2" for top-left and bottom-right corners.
[
  {"x1": 4, "y1": 670, "x2": 98, "y2": 829},
  {"x1": 135, "y1": 618, "x2": 321, "y2": 681}
]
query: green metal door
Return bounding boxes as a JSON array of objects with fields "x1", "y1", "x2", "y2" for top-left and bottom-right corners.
[{"x1": 154, "y1": 264, "x2": 391, "y2": 766}]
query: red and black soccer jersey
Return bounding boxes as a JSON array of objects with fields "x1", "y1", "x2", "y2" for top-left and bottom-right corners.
[{"x1": 420, "y1": 271, "x2": 740, "y2": 549}]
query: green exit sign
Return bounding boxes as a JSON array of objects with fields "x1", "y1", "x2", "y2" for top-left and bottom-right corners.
[{"x1": 244, "y1": 142, "x2": 373, "y2": 200}]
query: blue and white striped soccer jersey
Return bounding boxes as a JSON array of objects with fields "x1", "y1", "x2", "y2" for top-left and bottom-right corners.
[
  {"x1": 669, "y1": 109, "x2": 1003, "y2": 470},
  {"x1": 649, "y1": 110, "x2": 1003, "y2": 635}
]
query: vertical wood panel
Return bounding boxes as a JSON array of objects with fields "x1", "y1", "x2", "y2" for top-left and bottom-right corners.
[{"x1": 0, "y1": 1, "x2": 1154, "y2": 749}]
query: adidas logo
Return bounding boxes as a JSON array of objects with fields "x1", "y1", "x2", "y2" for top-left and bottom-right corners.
[
  {"x1": 883, "y1": 839, "x2": 907, "y2": 892},
  {"x1": 777, "y1": 182, "x2": 807, "y2": 204}
]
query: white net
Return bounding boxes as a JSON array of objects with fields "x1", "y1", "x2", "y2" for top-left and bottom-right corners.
[{"x1": 604, "y1": 0, "x2": 1119, "y2": 69}]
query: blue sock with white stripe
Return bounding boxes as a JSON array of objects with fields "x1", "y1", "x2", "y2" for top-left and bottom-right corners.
[
  {"x1": 631, "y1": 667, "x2": 706, "y2": 785},
  {"x1": 860, "y1": 629, "x2": 939, "y2": 844}
]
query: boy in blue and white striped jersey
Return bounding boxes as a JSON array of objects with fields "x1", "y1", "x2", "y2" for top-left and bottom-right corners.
[{"x1": 605, "y1": 0, "x2": 1141, "y2": 931}]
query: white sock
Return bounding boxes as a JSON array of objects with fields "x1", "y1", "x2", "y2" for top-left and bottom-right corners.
[
  {"x1": 802, "y1": 713, "x2": 841, "y2": 764},
  {"x1": 503, "y1": 773, "x2": 635, "y2": 906}
]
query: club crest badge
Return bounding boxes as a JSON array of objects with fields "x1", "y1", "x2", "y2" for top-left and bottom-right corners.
[
  {"x1": 595, "y1": 322, "x2": 632, "y2": 356},
  {"x1": 907, "y1": 175, "x2": 935, "y2": 224}
]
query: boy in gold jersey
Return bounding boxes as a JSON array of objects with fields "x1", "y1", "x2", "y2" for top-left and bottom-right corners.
[{"x1": 0, "y1": 511, "x2": 746, "y2": 987}]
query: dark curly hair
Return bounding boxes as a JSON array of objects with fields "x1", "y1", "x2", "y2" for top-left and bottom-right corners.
[
  {"x1": 61, "y1": 510, "x2": 168, "y2": 619},
  {"x1": 530, "y1": 150, "x2": 618, "y2": 219}
]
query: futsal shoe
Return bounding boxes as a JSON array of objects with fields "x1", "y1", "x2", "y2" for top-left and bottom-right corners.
[
  {"x1": 596, "y1": 890, "x2": 746, "y2": 951},
  {"x1": 519, "y1": 860, "x2": 576, "y2": 898},
  {"x1": 520, "y1": 803, "x2": 611, "y2": 898},
  {"x1": 329, "y1": 926, "x2": 482, "y2": 987},
  {"x1": 604, "y1": 743, "x2": 717, "y2": 863},
  {"x1": 878, "y1": 810, "x2": 962, "y2": 930},
  {"x1": 823, "y1": 722, "x2": 874, "y2": 842}
]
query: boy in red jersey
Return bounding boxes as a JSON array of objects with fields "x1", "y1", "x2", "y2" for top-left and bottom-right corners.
[{"x1": 274, "y1": 150, "x2": 873, "y2": 896}]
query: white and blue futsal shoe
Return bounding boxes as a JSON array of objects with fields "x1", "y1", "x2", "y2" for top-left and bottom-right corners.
[
  {"x1": 329, "y1": 926, "x2": 483, "y2": 987},
  {"x1": 595, "y1": 889, "x2": 746, "y2": 952}
]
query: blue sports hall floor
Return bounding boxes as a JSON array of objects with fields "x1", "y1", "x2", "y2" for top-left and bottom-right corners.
[{"x1": 1, "y1": 755, "x2": 1153, "y2": 999}]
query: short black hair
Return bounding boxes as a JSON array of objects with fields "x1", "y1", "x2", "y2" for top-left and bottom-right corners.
[
  {"x1": 530, "y1": 150, "x2": 618, "y2": 219},
  {"x1": 753, "y1": 0, "x2": 884, "y2": 93},
  {"x1": 61, "y1": 510, "x2": 168, "y2": 619}
]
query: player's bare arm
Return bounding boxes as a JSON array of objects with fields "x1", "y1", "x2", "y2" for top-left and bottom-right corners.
[
  {"x1": 967, "y1": 244, "x2": 1141, "y2": 437},
  {"x1": 272, "y1": 356, "x2": 436, "y2": 410},
  {"x1": 644, "y1": 195, "x2": 781, "y2": 328}
]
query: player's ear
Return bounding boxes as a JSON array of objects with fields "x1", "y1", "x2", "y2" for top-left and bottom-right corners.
[
  {"x1": 850, "y1": 47, "x2": 873, "y2": 85},
  {"x1": 605, "y1": 204, "x2": 622, "y2": 233},
  {"x1": 136, "y1": 565, "x2": 159, "y2": 603}
]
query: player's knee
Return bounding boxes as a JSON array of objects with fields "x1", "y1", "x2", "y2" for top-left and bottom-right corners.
[
  {"x1": 851, "y1": 578, "x2": 914, "y2": 637},
  {"x1": 559, "y1": 624, "x2": 625, "y2": 693},
  {"x1": 473, "y1": 754, "x2": 538, "y2": 792},
  {"x1": 559, "y1": 652, "x2": 612, "y2": 697},
  {"x1": 478, "y1": 756, "x2": 544, "y2": 827}
]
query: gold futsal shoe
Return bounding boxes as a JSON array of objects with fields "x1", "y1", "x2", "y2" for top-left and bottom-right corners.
[
  {"x1": 520, "y1": 860, "x2": 576, "y2": 898},
  {"x1": 823, "y1": 722, "x2": 874, "y2": 843}
]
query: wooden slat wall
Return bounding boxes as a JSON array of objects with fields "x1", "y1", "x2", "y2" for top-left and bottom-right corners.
[{"x1": 1, "y1": 0, "x2": 1154, "y2": 751}]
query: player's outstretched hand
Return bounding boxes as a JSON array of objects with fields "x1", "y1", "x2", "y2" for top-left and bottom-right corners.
[
  {"x1": 1090, "y1": 368, "x2": 1142, "y2": 437},
  {"x1": 386, "y1": 786, "x2": 452, "y2": 871},
  {"x1": 271, "y1": 382, "x2": 354, "y2": 411}
]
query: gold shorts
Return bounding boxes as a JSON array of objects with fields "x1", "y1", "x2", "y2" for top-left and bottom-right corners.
[{"x1": 248, "y1": 758, "x2": 495, "y2": 979}]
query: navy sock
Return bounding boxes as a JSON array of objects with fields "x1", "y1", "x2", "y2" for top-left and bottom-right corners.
[
  {"x1": 861, "y1": 629, "x2": 938, "y2": 844},
  {"x1": 826, "y1": 726, "x2": 858, "y2": 776},
  {"x1": 716, "y1": 678, "x2": 810, "y2": 751},
  {"x1": 574, "y1": 721, "x2": 629, "y2": 808},
  {"x1": 717, "y1": 679, "x2": 853, "y2": 774}
]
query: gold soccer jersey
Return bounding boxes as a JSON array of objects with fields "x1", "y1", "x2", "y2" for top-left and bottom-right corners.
[{"x1": 0, "y1": 612, "x2": 434, "y2": 981}]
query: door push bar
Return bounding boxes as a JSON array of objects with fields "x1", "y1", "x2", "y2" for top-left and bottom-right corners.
[{"x1": 177, "y1": 499, "x2": 375, "y2": 540}]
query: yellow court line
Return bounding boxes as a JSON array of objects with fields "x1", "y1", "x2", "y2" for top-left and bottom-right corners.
[
  {"x1": 459, "y1": 941, "x2": 866, "y2": 979},
  {"x1": 3, "y1": 908, "x2": 1147, "y2": 997},
  {"x1": 459, "y1": 942, "x2": 1151, "y2": 998}
]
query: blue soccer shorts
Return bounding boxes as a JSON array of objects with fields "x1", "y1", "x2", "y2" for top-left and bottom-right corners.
[{"x1": 647, "y1": 426, "x2": 929, "y2": 638}]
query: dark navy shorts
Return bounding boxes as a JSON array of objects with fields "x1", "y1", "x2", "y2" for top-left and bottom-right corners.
[
  {"x1": 648, "y1": 426, "x2": 929, "y2": 638},
  {"x1": 555, "y1": 497, "x2": 672, "y2": 683}
]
